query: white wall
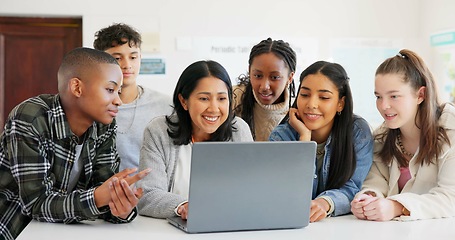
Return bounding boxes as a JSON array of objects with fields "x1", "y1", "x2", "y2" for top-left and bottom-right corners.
[
  {"x1": 420, "y1": 0, "x2": 455, "y2": 103},
  {"x1": 421, "y1": 0, "x2": 455, "y2": 64},
  {"x1": 1, "y1": 0, "x2": 454, "y2": 126}
]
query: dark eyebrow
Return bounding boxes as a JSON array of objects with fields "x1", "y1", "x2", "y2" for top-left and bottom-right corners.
[
  {"x1": 196, "y1": 91, "x2": 228, "y2": 95},
  {"x1": 269, "y1": 71, "x2": 282, "y2": 74},
  {"x1": 109, "y1": 81, "x2": 119, "y2": 86},
  {"x1": 251, "y1": 69, "x2": 282, "y2": 75},
  {"x1": 110, "y1": 51, "x2": 139, "y2": 56},
  {"x1": 301, "y1": 86, "x2": 334, "y2": 94},
  {"x1": 374, "y1": 90, "x2": 400, "y2": 95}
]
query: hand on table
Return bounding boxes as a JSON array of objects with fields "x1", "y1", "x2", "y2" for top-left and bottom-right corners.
[
  {"x1": 177, "y1": 202, "x2": 189, "y2": 220},
  {"x1": 310, "y1": 198, "x2": 329, "y2": 222},
  {"x1": 351, "y1": 194, "x2": 403, "y2": 221}
]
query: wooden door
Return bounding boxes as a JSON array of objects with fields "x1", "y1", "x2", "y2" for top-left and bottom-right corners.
[{"x1": 0, "y1": 16, "x2": 82, "y2": 131}]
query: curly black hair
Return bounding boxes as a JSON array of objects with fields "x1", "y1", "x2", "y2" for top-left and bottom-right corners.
[{"x1": 93, "y1": 23, "x2": 142, "y2": 51}]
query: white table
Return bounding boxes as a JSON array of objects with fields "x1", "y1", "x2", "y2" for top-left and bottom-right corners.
[{"x1": 17, "y1": 214, "x2": 455, "y2": 240}]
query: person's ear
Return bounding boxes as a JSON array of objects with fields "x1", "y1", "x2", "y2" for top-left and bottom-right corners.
[
  {"x1": 69, "y1": 78, "x2": 82, "y2": 97},
  {"x1": 288, "y1": 72, "x2": 295, "y2": 85},
  {"x1": 178, "y1": 94, "x2": 188, "y2": 110},
  {"x1": 338, "y1": 96, "x2": 346, "y2": 113},
  {"x1": 417, "y1": 86, "x2": 426, "y2": 104}
]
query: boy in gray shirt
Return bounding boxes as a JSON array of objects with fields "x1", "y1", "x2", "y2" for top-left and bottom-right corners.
[{"x1": 94, "y1": 23, "x2": 173, "y2": 171}]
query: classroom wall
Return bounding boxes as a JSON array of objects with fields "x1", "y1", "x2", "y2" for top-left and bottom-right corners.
[
  {"x1": 420, "y1": 0, "x2": 455, "y2": 103},
  {"x1": 421, "y1": 0, "x2": 455, "y2": 60},
  {"x1": 1, "y1": 0, "x2": 454, "y2": 126}
]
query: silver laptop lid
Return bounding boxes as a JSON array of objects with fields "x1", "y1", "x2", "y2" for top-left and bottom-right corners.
[{"x1": 185, "y1": 141, "x2": 316, "y2": 233}]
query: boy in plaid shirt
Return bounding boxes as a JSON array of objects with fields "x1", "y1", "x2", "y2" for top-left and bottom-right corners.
[{"x1": 0, "y1": 47, "x2": 150, "y2": 239}]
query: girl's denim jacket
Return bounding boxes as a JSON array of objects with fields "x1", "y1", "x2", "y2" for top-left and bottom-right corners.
[{"x1": 269, "y1": 115, "x2": 373, "y2": 216}]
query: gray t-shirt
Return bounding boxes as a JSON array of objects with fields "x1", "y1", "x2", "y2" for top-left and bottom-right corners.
[{"x1": 116, "y1": 86, "x2": 173, "y2": 171}]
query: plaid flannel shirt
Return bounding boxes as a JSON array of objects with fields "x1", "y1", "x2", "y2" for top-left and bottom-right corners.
[{"x1": 0, "y1": 94, "x2": 136, "y2": 240}]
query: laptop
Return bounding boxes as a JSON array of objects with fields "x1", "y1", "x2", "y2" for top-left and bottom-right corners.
[{"x1": 167, "y1": 141, "x2": 316, "y2": 233}]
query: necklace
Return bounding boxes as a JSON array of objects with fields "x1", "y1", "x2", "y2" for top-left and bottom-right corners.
[
  {"x1": 397, "y1": 134, "x2": 414, "y2": 157},
  {"x1": 117, "y1": 86, "x2": 142, "y2": 134}
]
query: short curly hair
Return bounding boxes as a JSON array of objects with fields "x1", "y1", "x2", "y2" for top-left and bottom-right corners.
[{"x1": 93, "y1": 23, "x2": 142, "y2": 51}]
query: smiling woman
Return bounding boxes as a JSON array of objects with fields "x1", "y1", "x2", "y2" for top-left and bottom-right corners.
[
  {"x1": 269, "y1": 61, "x2": 374, "y2": 223},
  {"x1": 233, "y1": 38, "x2": 297, "y2": 141},
  {"x1": 352, "y1": 49, "x2": 455, "y2": 222},
  {"x1": 178, "y1": 76, "x2": 230, "y2": 142},
  {"x1": 136, "y1": 60, "x2": 253, "y2": 220}
]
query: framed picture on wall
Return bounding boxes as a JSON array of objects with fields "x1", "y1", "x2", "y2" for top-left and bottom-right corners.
[{"x1": 140, "y1": 57, "x2": 165, "y2": 75}]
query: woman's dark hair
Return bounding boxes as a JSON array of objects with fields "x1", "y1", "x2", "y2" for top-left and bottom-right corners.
[
  {"x1": 284, "y1": 61, "x2": 355, "y2": 189},
  {"x1": 234, "y1": 38, "x2": 297, "y2": 138},
  {"x1": 375, "y1": 49, "x2": 449, "y2": 167},
  {"x1": 166, "y1": 60, "x2": 235, "y2": 145}
]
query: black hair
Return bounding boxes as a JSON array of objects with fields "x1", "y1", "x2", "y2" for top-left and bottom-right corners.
[
  {"x1": 234, "y1": 38, "x2": 297, "y2": 139},
  {"x1": 57, "y1": 47, "x2": 119, "y2": 91},
  {"x1": 284, "y1": 61, "x2": 355, "y2": 189},
  {"x1": 93, "y1": 23, "x2": 142, "y2": 51},
  {"x1": 166, "y1": 60, "x2": 236, "y2": 145}
]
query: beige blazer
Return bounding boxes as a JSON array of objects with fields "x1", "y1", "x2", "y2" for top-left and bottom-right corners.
[{"x1": 359, "y1": 103, "x2": 455, "y2": 221}]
